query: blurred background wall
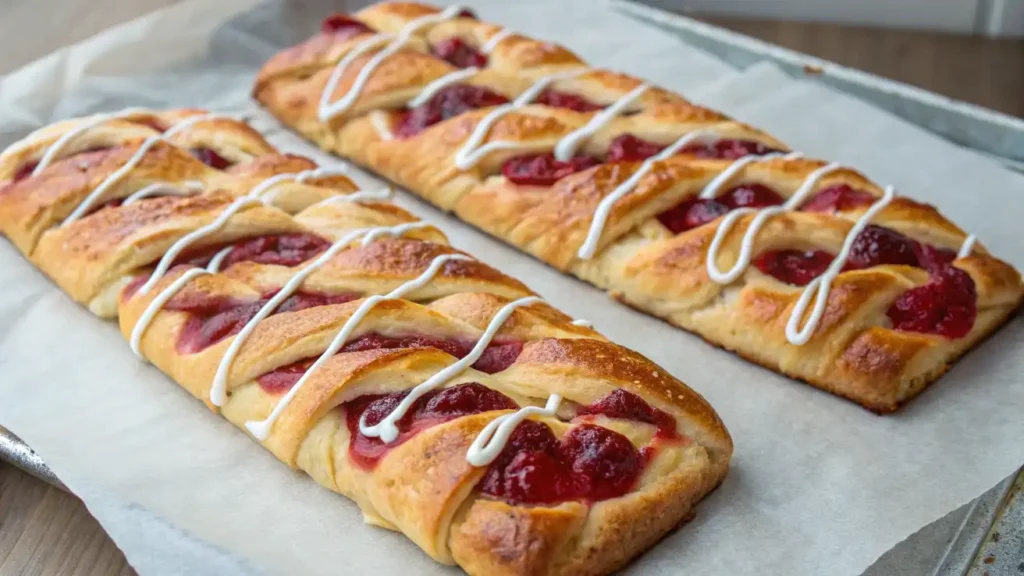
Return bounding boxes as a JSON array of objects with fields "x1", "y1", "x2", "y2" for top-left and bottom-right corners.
[{"x1": 640, "y1": 0, "x2": 1024, "y2": 36}]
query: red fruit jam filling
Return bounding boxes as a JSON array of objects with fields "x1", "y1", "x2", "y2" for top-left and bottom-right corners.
[
  {"x1": 800, "y1": 184, "x2": 876, "y2": 213},
  {"x1": 719, "y1": 183, "x2": 785, "y2": 209},
  {"x1": 501, "y1": 153, "x2": 601, "y2": 186},
  {"x1": 320, "y1": 14, "x2": 374, "y2": 40},
  {"x1": 606, "y1": 134, "x2": 667, "y2": 163},
  {"x1": 656, "y1": 184, "x2": 785, "y2": 234},
  {"x1": 887, "y1": 264, "x2": 977, "y2": 338},
  {"x1": 169, "y1": 290, "x2": 359, "y2": 354},
  {"x1": 344, "y1": 382, "x2": 518, "y2": 469},
  {"x1": 656, "y1": 199, "x2": 728, "y2": 234},
  {"x1": 432, "y1": 37, "x2": 488, "y2": 68},
  {"x1": 257, "y1": 332, "x2": 524, "y2": 393},
  {"x1": 576, "y1": 389, "x2": 677, "y2": 438},
  {"x1": 12, "y1": 162, "x2": 38, "y2": 183},
  {"x1": 395, "y1": 84, "x2": 509, "y2": 138},
  {"x1": 753, "y1": 250, "x2": 837, "y2": 286},
  {"x1": 685, "y1": 139, "x2": 783, "y2": 160},
  {"x1": 846, "y1": 225, "x2": 956, "y2": 272},
  {"x1": 479, "y1": 420, "x2": 641, "y2": 504},
  {"x1": 174, "y1": 233, "x2": 330, "y2": 269},
  {"x1": 606, "y1": 134, "x2": 781, "y2": 163},
  {"x1": 189, "y1": 147, "x2": 233, "y2": 170},
  {"x1": 533, "y1": 89, "x2": 604, "y2": 112}
]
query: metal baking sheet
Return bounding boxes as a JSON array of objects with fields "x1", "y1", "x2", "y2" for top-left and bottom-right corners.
[
  {"x1": 1, "y1": 2, "x2": 1021, "y2": 573},
  {"x1": 0, "y1": 425, "x2": 63, "y2": 488}
]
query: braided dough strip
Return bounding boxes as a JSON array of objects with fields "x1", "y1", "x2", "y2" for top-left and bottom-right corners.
[
  {"x1": 1, "y1": 109, "x2": 733, "y2": 575},
  {"x1": 253, "y1": 1, "x2": 1024, "y2": 412}
]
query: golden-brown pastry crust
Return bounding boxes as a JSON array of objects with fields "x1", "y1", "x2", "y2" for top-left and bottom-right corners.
[
  {"x1": 3, "y1": 107, "x2": 732, "y2": 575},
  {"x1": 253, "y1": 1, "x2": 1023, "y2": 414}
]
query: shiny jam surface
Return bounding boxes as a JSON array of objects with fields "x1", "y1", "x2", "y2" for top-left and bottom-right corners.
[
  {"x1": 169, "y1": 290, "x2": 359, "y2": 354},
  {"x1": 479, "y1": 421, "x2": 641, "y2": 504},
  {"x1": 606, "y1": 134, "x2": 667, "y2": 163},
  {"x1": 800, "y1": 184, "x2": 876, "y2": 213},
  {"x1": 344, "y1": 382, "x2": 518, "y2": 469},
  {"x1": 256, "y1": 332, "x2": 524, "y2": 394},
  {"x1": 846, "y1": 225, "x2": 957, "y2": 272},
  {"x1": 320, "y1": 14, "x2": 374, "y2": 39},
  {"x1": 173, "y1": 233, "x2": 331, "y2": 269},
  {"x1": 395, "y1": 84, "x2": 509, "y2": 138},
  {"x1": 431, "y1": 37, "x2": 487, "y2": 68},
  {"x1": 754, "y1": 250, "x2": 837, "y2": 287},
  {"x1": 887, "y1": 263, "x2": 977, "y2": 338},
  {"x1": 576, "y1": 389, "x2": 677, "y2": 438},
  {"x1": 606, "y1": 134, "x2": 780, "y2": 163},
  {"x1": 655, "y1": 184, "x2": 785, "y2": 234},
  {"x1": 189, "y1": 147, "x2": 233, "y2": 170},
  {"x1": 533, "y1": 89, "x2": 604, "y2": 112},
  {"x1": 501, "y1": 153, "x2": 601, "y2": 186},
  {"x1": 685, "y1": 139, "x2": 783, "y2": 160}
]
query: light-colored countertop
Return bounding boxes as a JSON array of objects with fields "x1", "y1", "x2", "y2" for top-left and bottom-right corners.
[{"x1": 1, "y1": 1, "x2": 1021, "y2": 575}]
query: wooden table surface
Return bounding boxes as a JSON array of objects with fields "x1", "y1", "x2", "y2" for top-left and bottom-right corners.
[{"x1": 0, "y1": 2, "x2": 1022, "y2": 575}]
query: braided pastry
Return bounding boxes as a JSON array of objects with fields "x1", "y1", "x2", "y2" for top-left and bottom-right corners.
[
  {"x1": 253, "y1": 1, "x2": 1024, "y2": 412},
  {"x1": 0, "y1": 109, "x2": 732, "y2": 575}
]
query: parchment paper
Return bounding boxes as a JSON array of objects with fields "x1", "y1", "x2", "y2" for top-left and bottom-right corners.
[{"x1": 1, "y1": 1, "x2": 1023, "y2": 574}]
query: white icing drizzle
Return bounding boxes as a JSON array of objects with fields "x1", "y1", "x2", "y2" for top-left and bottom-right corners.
[
  {"x1": 122, "y1": 181, "x2": 204, "y2": 206},
  {"x1": 479, "y1": 28, "x2": 514, "y2": 54},
  {"x1": 317, "y1": 5, "x2": 468, "y2": 123},
  {"x1": 243, "y1": 165, "x2": 354, "y2": 204},
  {"x1": 294, "y1": 165, "x2": 350, "y2": 183},
  {"x1": 704, "y1": 160, "x2": 842, "y2": 284},
  {"x1": 370, "y1": 113, "x2": 395, "y2": 140},
  {"x1": 205, "y1": 247, "x2": 236, "y2": 274},
  {"x1": 59, "y1": 113, "x2": 234, "y2": 226},
  {"x1": 129, "y1": 267, "x2": 209, "y2": 356},
  {"x1": 958, "y1": 234, "x2": 977, "y2": 258},
  {"x1": 246, "y1": 172, "x2": 303, "y2": 201},
  {"x1": 62, "y1": 136, "x2": 165, "y2": 225},
  {"x1": 318, "y1": 35, "x2": 394, "y2": 123},
  {"x1": 552, "y1": 83, "x2": 649, "y2": 162},
  {"x1": 163, "y1": 112, "x2": 237, "y2": 138},
  {"x1": 697, "y1": 151, "x2": 804, "y2": 200},
  {"x1": 571, "y1": 318, "x2": 593, "y2": 328},
  {"x1": 135, "y1": 196, "x2": 265, "y2": 296},
  {"x1": 466, "y1": 393, "x2": 562, "y2": 466},
  {"x1": 359, "y1": 295, "x2": 543, "y2": 443},
  {"x1": 408, "y1": 67, "x2": 480, "y2": 108},
  {"x1": 576, "y1": 129, "x2": 722, "y2": 259},
  {"x1": 127, "y1": 159, "x2": 392, "y2": 365},
  {"x1": 209, "y1": 222, "x2": 430, "y2": 407},
  {"x1": 453, "y1": 70, "x2": 587, "y2": 170},
  {"x1": 30, "y1": 107, "x2": 155, "y2": 175},
  {"x1": 785, "y1": 186, "x2": 896, "y2": 345},
  {"x1": 244, "y1": 253, "x2": 475, "y2": 439},
  {"x1": 311, "y1": 187, "x2": 393, "y2": 208},
  {"x1": 357, "y1": 221, "x2": 432, "y2": 246}
]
